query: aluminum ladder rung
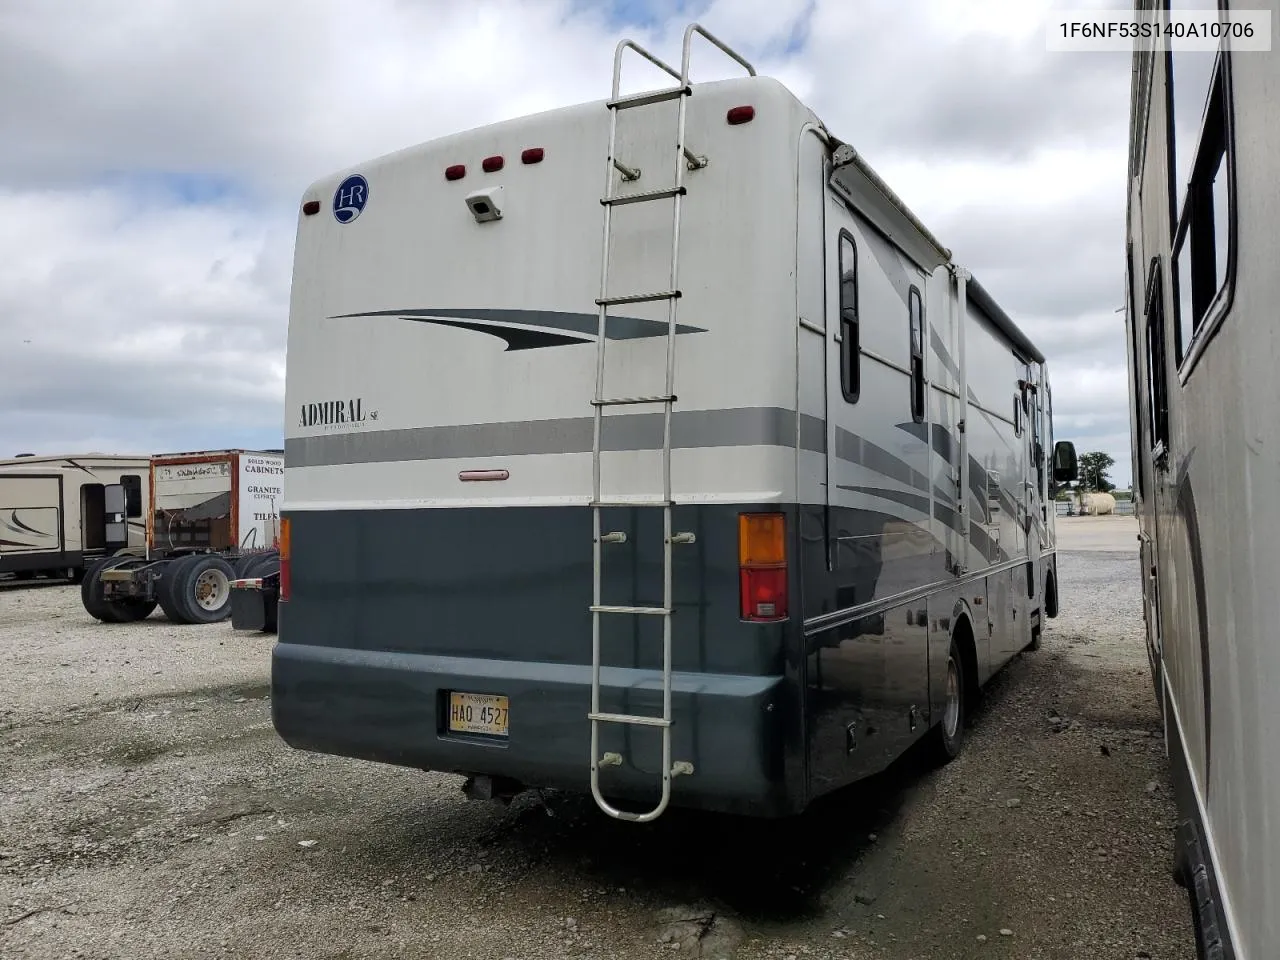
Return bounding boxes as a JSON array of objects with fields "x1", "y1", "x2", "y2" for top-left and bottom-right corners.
[
  {"x1": 601, "y1": 186, "x2": 686, "y2": 207},
  {"x1": 595, "y1": 290, "x2": 680, "y2": 307},
  {"x1": 607, "y1": 85, "x2": 690, "y2": 110},
  {"x1": 589, "y1": 500, "x2": 673, "y2": 508},
  {"x1": 589, "y1": 712, "x2": 671, "y2": 728},
  {"x1": 590, "y1": 604, "x2": 672, "y2": 616},
  {"x1": 592, "y1": 394, "x2": 676, "y2": 407}
]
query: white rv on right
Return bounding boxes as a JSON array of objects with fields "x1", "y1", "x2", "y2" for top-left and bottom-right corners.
[{"x1": 1124, "y1": 4, "x2": 1279, "y2": 958}]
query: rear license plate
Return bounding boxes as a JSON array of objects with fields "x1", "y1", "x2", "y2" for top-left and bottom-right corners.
[{"x1": 447, "y1": 692, "x2": 509, "y2": 737}]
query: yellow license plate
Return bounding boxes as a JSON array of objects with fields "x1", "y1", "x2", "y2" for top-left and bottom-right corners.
[{"x1": 447, "y1": 692, "x2": 509, "y2": 737}]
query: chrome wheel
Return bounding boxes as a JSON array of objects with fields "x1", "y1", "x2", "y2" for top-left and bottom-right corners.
[{"x1": 943, "y1": 655, "x2": 961, "y2": 740}]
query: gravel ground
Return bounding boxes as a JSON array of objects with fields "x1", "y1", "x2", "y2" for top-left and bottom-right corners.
[{"x1": 0, "y1": 517, "x2": 1194, "y2": 959}]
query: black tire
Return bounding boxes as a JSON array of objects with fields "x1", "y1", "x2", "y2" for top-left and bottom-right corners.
[
  {"x1": 245, "y1": 553, "x2": 279, "y2": 580},
  {"x1": 233, "y1": 553, "x2": 260, "y2": 578},
  {"x1": 926, "y1": 638, "x2": 967, "y2": 766},
  {"x1": 82, "y1": 556, "x2": 151, "y2": 623},
  {"x1": 156, "y1": 554, "x2": 200, "y2": 624},
  {"x1": 173, "y1": 554, "x2": 237, "y2": 624}
]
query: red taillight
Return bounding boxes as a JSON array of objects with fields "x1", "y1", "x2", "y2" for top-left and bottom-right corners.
[
  {"x1": 445, "y1": 164, "x2": 466, "y2": 181},
  {"x1": 278, "y1": 516, "x2": 291, "y2": 603},
  {"x1": 521, "y1": 147, "x2": 544, "y2": 164},
  {"x1": 738, "y1": 512, "x2": 787, "y2": 621},
  {"x1": 727, "y1": 105, "x2": 755, "y2": 125},
  {"x1": 302, "y1": 200, "x2": 320, "y2": 216},
  {"x1": 482, "y1": 155, "x2": 504, "y2": 172}
]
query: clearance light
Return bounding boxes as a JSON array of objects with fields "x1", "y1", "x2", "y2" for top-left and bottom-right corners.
[
  {"x1": 739, "y1": 512, "x2": 787, "y2": 621},
  {"x1": 278, "y1": 516, "x2": 292, "y2": 603},
  {"x1": 727, "y1": 105, "x2": 755, "y2": 125},
  {"x1": 302, "y1": 200, "x2": 320, "y2": 216},
  {"x1": 521, "y1": 147, "x2": 544, "y2": 164},
  {"x1": 482, "y1": 155, "x2": 504, "y2": 173},
  {"x1": 445, "y1": 164, "x2": 466, "y2": 181}
]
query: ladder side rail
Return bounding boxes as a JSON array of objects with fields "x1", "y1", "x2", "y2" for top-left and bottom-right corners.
[
  {"x1": 680, "y1": 23, "x2": 757, "y2": 84},
  {"x1": 612, "y1": 39, "x2": 681, "y2": 99}
]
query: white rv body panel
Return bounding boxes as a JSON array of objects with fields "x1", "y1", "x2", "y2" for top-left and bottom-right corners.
[
  {"x1": 285, "y1": 77, "x2": 812, "y2": 509},
  {"x1": 0, "y1": 474, "x2": 61, "y2": 553},
  {"x1": 1125, "y1": 10, "x2": 1280, "y2": 955}
]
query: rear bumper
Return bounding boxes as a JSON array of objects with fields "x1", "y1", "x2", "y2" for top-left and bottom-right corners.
[{"x1": 270, "y1": 641, "x2": 796, "y2": 816}]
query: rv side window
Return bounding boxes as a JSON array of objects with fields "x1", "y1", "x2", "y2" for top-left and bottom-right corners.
[
  {"x1": 1170, "y1": 48, "x2": 1233, "y2": 368},
  {"x1": 1144, "y1": 257, "x2": 1171, "y2": 456},
  {"x1": 838, "y1": 232, "x2": 859, "y2": 403},
  {"x1": 121, "y1": 475, "x2": 142, "y2": 518},
  {"x1": 908, "y1": 286, "x2": 924, "y2": 423},
  {"x1": 1126, "y1": 242, "x2": 1146, "y2": 498}
]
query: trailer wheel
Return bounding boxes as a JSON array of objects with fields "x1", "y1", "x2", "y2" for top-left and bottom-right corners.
[
  {"x1": 173, "y1": 555, "x2": 236, "y2": 624},
  {"x1": 156, "y1": 554, "x2": 204, "y2": 623},
  {"x1": 245, "y1": 553, "x2": 279, "y2": 579},
  {"x1": 82, "y1": 557, "x2": 157, "y2": 623},
  {"x1": 926, "y1": 637, "x2": 967, "y2": 766}
]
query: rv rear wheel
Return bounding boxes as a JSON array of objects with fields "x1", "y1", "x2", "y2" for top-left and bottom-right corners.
[
  {"x1": 173, "y1": 555, "x2": 236, "y2": 624},
  {"x1": 926, "y1": 638, "x2": 967, "y2": 765}
]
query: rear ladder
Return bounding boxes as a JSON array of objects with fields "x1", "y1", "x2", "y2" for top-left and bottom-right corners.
[{"x1": 588, "y1": 24, "x2": 755, "y2": 823}]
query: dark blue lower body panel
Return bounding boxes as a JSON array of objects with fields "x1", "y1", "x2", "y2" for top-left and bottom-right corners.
[{"x1": 271, "y1": 641, "x2": 796, "y2": 816}]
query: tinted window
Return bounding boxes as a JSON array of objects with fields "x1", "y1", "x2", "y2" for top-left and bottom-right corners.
[
  {"x1": 839, "y1": 233, "x2": 859, "y2": 403},
  {"x1": 908, "y1": 286, "x2": 924, "y2": 423},
  {"x1": 121, "y1": 474, "x2": 142, "y2": 518}
]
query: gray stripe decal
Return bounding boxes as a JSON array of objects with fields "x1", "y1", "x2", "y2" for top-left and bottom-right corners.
[
  {"x1": 856, "y1": 218, "x2": 913, "y2": 305},
  {"x1": 287, "y1": 406, "x2": 801, "y2": 467},
  {"x1": 834, "y1": 426, "x2": 929, "y2": 492},
  {"x1": 330, "y1": 308, "x2": 706, "y2": 342},
  {"x1": 930, "y1": 327, "x2": 961, "y2": 382},
  {"x1": 836, "y1": 484, "x2": 930, "y2": 516}
]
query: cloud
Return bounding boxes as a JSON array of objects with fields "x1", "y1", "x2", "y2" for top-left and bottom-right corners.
[{"x1": 0, "y1": 0, "x2": 1135, "y2": 486}]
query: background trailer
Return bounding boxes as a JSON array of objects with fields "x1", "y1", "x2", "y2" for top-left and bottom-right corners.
[
  {"x1": 83, "y1": 449, "x2": 283, "y2": 626},
  {"x1": 0, "y1": 453, "x2": 150, "y2": 582}
]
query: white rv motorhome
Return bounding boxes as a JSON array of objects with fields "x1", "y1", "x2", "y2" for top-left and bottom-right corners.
[
  {"x1": 1123, "y1": 4, "x2": 1279, "y2": 957},
  {"x1": 0, "y1": 453, "x2": 150, "y2": 581},
  {"x1": 271, "y1": 25, "x2": 1077, "y2": 823}
]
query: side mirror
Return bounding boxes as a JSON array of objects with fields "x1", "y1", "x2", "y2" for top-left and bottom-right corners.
[{"x1": 1053, "y1": 441, "x2": 1078, "y2": 484}]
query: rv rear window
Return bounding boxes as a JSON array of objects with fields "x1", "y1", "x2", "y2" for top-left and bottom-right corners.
[{"x1": 839, "y1": 232, "x2": 859, "y2": 403}]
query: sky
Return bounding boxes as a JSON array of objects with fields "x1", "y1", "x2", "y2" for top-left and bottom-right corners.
[{"x1": 0, "y1": 0, "x2": 1137, "y2": 487}]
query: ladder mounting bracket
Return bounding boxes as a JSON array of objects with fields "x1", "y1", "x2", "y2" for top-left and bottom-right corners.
[{"x1": 612, "y1": 158, "x2": 641, "y2": 182}]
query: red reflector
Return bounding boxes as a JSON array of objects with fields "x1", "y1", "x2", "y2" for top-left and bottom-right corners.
[
  {"x1": 740, "y1": 567, "x2": 787, "y2": 621},
  {"x1": 445, "y1": 164, "x2": 466, "y2": 181},
  {"x1": 482, "y1": 155, "x2": 504, "y2": 172},
  {"x1": 459, "y1": 469, "x2": 509, "y2": 481},
  {"x1": 521, "y1": 147, "x2": 544, "y2": 164},
  {"x1": 726, "y1": 105, "x2": 755, "y2": 125},
  {"x1": 301, "y1": 200, "x2": 320, "y2": 216}
]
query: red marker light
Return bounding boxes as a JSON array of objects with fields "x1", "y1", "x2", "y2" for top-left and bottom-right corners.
[
  {"x1": 445, "y1": 164, "x2": 466, "y2": 181},
  {"x1": 482, "y1": 155, "x2": 504, "y2": 172},
  {"x1": 521, "y1": 147, "x2": 544, "y2": 164},
  {"x1": 302, "y1": 200, "x2": 320, "y2": 215},
  {"x1": 726, "y1": 105, "x2": 755, "y2": 125}
]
